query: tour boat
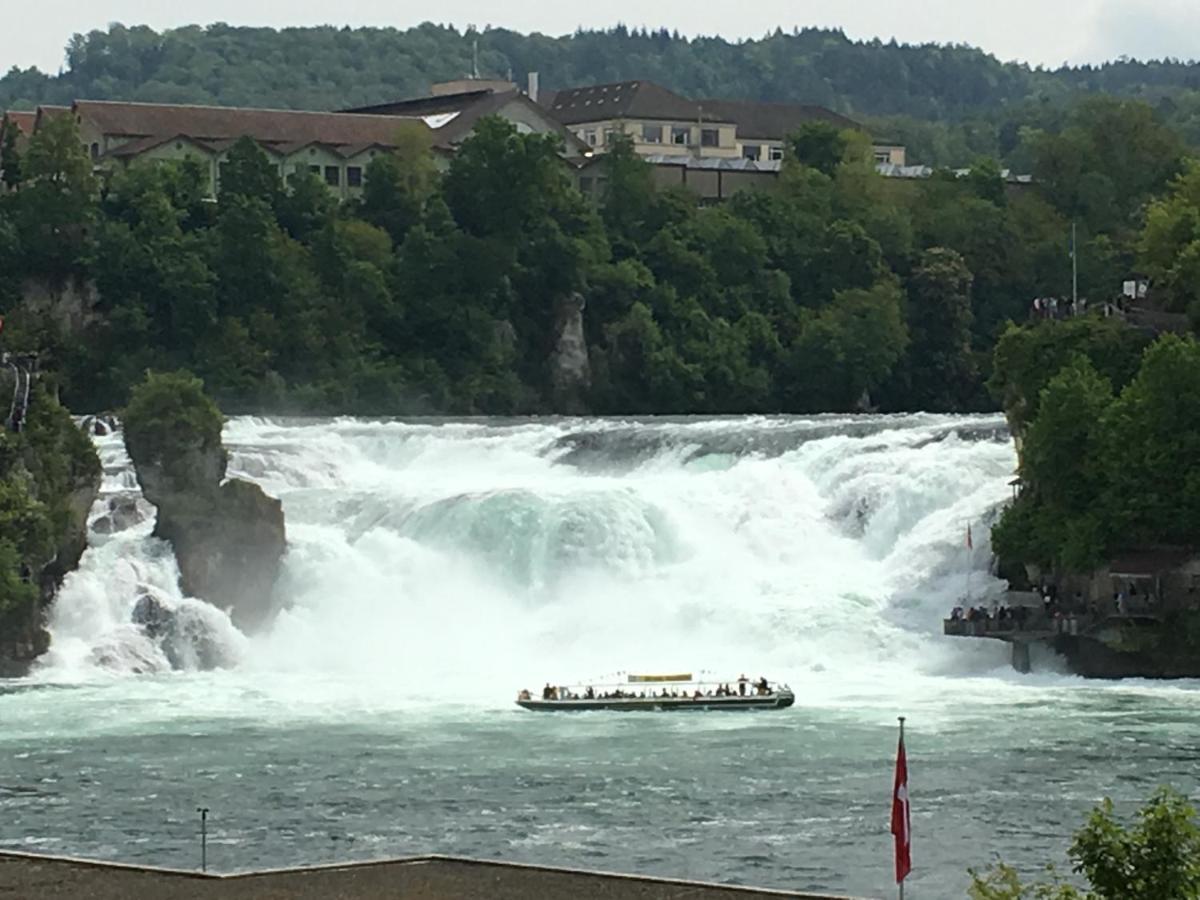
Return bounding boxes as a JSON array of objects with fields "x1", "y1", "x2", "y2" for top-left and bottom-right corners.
[{"x1": 516, "y1": 673, "x2": 795, "y2": 712}]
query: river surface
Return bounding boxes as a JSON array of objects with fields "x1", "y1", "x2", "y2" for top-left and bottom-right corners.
[{"x1": 2, "y1": 415, "x2": 1198, "y2": 899}]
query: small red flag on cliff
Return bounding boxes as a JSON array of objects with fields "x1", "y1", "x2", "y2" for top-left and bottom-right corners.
[
  {"x1": 966, "y1": 523, "x2": 973, "y2": 550},
  {"x1": 891, "y1": 721, "x2": 912, "y2": 886}
]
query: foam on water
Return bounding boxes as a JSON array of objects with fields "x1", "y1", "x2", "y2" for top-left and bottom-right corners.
[{"x1": 36, "y1": 414, "x2": 1019, "y2": 712}]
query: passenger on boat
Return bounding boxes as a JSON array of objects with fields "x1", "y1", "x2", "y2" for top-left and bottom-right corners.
[
  {"x1": 585, "y1": 686, "x2": 595, "y2": 699},
  {"x1": 737, "y1": 675, "x2": 749, "y2": 697},
  {"x1": 542, "y1": 683, "x2": 553, "y2": 700},
  {"x1": 756, "y1": 677, "x2": 771, "y2": 695},
  {"x1": 518, "y1": 689, "x2": 531, "y2": 701}
]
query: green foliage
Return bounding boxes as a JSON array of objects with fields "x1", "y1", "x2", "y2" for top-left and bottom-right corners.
[
  {"x1": 994, "y1": 358, "x2": 1114, "y2": 569},
  {"x1": 970, "y1": 787, "x2": 1200, "y2": 900},
  {"x1": 988, "y1": 318, "x2": 1150, "y2": 433},
  {"x1": 12, "y1": 23, "x2": 1200, "y2": 132},
  {"x1": 0, "y1": 539, "x2": 38, "y2": 620},
  {"x1": 10, "y1": 114, "x2": 96, "y2": 273},
  {"x1": 0, "y1": 385, "x2": 100, "y2": 623},
  {"x1": 900, "y1": 247, "x2": 977, "y2": 412},
  {"x1": 122, "y1": 371, "x2": 224, "y2": 473},
  {"x1": 991, "y1": 333, "x2": 1200, "y2": 571},
  {"x1": 1140, "y1": 160, "x2": 1200, "y2": 314},
  {"x1": 787, "y1": 122, "x2": 852, "y2": 177},
  {"x1": 0, "y1": 114, "x2": 21, "y2": 190},
  {"x1": 0, "y1": 73, "x2": 1193, "y2": 422},
  {"x1": 218, "y1": 136, "x2": 282, "y2": 206},
  {"x1": 1102, "y1": 335, "x2": 1200, "y2": 545},
  {"x1": 359, "y1": 124, "x2": 438, "y2": 244}
]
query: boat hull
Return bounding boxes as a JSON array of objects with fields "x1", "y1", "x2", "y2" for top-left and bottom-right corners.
[{"x1": 517, "y1": 691, "x2": 794, "y2": 712}]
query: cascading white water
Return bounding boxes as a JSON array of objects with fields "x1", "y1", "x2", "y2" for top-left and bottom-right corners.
[
  {"x1": 18, "y1": 415, "x2": 1200, "y2": 900},
  {"x1": 40, "y1": 414, "x2": 1017, "y2": 696}
]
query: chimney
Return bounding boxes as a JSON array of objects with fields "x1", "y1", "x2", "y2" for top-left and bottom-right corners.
[{"x1": 528, "y1": 71, "x2": 540, "y2": 104}]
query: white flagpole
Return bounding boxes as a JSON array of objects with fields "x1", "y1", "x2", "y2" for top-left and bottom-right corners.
[{"x1": 898, "y1": 715, "x2": 905, "y2": 900}]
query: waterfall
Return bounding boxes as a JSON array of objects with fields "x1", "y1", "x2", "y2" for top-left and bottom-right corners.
[{"x1": 39, "y1": 414, "x2": 1017, "y2": 692}]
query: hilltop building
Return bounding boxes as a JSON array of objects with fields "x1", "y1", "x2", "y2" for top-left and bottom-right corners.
[
  {"x1": 2, "y1": 77, "x2": 941, "y2": 206},
  {"x1": 1, "y1": 88, "x2": 588, "y2": 198},
  {"x1": 541, "y1": 79, "x2": 905, "y2": 168}
]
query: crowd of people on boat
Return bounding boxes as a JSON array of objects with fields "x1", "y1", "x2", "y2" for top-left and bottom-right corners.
[{"x1": 525, "y1": 675, "x2": 775, "y2": 702}]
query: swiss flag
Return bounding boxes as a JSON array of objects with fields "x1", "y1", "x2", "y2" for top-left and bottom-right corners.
[{"x1": 891, "y1": 729, "x2": 912, "y2": 884}]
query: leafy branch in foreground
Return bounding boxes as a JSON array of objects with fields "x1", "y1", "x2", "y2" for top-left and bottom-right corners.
[{"x1": 969, "y1": 787, "x2": 1200, "y2": 900}]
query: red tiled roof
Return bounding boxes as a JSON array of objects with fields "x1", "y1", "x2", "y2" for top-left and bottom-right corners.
[
  {"x1": 543, "y1": 81, "x2": 730, "y2": 126},
  {"x1": 345, "y1": 89, "x2": 589, "y2": 156},
  {"x1": 75, "y1": 100, "x2": 430, "y2": 152},
  {"x1": 699, "y1": 98, "x2": 860, "y2": 140},
  {"x1": 1, "y1": 110, "x2": 36, "y2": 135},
  {"x1": 541, "y1": 81, "x2": 863, "y2": 140}
]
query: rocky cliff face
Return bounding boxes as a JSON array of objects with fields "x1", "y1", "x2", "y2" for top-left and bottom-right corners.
[
  {"x1": 20, "y1": 275, "x2": 99, "y2": 336},
  {"x1": 123, "y1": 373, "x2": 286, "y2": 633},
  {"x1": 0, "y1": 385, "x2": 102, "y2": 677},
  {"x1": 550, "y1": 292, "x2": 591, "y2": 412}
]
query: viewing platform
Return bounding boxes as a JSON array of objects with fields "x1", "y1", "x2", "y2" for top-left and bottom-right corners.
[{"x1": 943, "y1": 592, "x2": 1167, "y2": 673}]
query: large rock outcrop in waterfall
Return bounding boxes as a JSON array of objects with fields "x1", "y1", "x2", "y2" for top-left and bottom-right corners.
[
  {"x1": 0, "y1": 383, "x2": 101, "y2": 676},
  {"x1": 122, "y1": 372, "x2": 285, "y2": 633}
]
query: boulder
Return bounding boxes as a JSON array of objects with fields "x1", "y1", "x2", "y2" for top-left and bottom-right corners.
[
  {"x1": 92, "y1": 494, "x2": 145, "y2": 535},
  {"x1": 130, "y1": 592, "x2": 236, "y2": 670},
  {"x1": 155, "y1": 479, "x2": 286, "y2": 633},
  {"x1": 131, "y1": 593, "x2": 173, "y2": 639},
  {"x1": 122, "y1": 373, "x2": 286, "y2": 633}
]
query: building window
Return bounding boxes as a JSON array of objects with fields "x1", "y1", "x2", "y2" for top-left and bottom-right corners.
[
  {"x1": 874, "y1": 150, "x2": 891, "y2": 164},
  {"x1": 671, "y1": 126, "x2": 690, "y2": 145},
  {"x1": 324, "y1": 166, "x2": 340, "y2": 186},
  {"x1": 309, "y1": 165, "x2": 321, "y2": 175},
  {"x1": 602, "y1": 128, "x2": 615, "y2": 145},
  {"x1": 90, "y1": 142, "x2": 100, "y2": 160},
  {"x1": 584, "y1": 130, "x2": 597, "y2": 147},
  {"x1": 641, "y1": 124, "x2": 663, "y2": 144},
  {"x1": 347, "y1": 166, "x2": 363, "y2": 187},
  {"x1": 700, "y1": 128, "x2": 719, "y2": 148},
  {"x1": 743, "y1": 144, "x2": 761, "y2": 161},
  {"x1": 768, "y1": 146, "x2": 784, "y2": 161}
]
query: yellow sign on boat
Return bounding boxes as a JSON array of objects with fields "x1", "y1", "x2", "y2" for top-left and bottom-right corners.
[{"x1": 627, "y1": 673, "x2": 693, "y2": 683}]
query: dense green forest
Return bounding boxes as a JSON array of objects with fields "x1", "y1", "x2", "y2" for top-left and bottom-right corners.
[
  {"x1": 2, "y1": 90, "x2": 1198, "y2": 418},
  {"x1": 6, "y1": 24, "x2": 1200, "y2": 165}
]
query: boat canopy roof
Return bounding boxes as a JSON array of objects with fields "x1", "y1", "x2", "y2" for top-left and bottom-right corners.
[{"x1": 628, "y1": 673, "x2": 692, "y2": 683}]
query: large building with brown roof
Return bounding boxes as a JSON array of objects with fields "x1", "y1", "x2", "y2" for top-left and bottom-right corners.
[
  {"x1": 541, "y1": 80, "x2": 905, "y2": 167},
  {"x1": 2, "y1": 84, "x2": 588, "y2": 199}
]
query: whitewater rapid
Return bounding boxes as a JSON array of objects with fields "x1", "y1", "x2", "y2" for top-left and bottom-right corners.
[
  {"x1": 14, "y1": 415, "x2": 1200, "y2": 900},
  {"x1": 39, "y1": 414, "x2": 1019, "y2": 700}
]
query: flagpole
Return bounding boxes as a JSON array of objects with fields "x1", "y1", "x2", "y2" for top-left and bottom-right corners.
[{"x1": 897, "y1": 716, "x2": 905, "y2": 900}]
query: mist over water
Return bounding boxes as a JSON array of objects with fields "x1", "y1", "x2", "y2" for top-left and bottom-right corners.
[{"x1": 5, "y1": 415, "x2": 1199, "y2": 899}]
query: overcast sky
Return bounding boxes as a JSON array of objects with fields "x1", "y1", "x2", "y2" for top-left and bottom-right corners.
[{"x1": 3, "y1": 0, "x2": 1199, "y2": 75}]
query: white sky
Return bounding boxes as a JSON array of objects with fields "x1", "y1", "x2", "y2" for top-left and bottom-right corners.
[{"x1": 2, "y1": 0, "x2": 1199, "y2": 75}]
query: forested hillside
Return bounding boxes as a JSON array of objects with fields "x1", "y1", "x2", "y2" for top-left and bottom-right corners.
[
  {"x1": 2, "y1": 97, "x2": 1196, "y2": 418},
  {"x1": 5, "y1": 23, "x2": 1200, "y2": 164}
]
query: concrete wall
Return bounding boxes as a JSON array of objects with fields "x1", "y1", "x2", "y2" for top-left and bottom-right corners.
[
  {"x1": 0, "y1": 851, "x2": 864, "y2": 900},
  {"x1": 645, "y1": 164, "x2": 779, "y2": 202}
]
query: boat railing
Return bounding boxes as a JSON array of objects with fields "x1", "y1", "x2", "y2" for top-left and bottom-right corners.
[{"x1": 521, "y1": 680, "x2": 791, "y2": 700}]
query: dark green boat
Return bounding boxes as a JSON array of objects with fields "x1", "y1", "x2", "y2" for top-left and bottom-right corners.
[{"x1": 516, "y1": 673, "x2": 795, "y2": 712}]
